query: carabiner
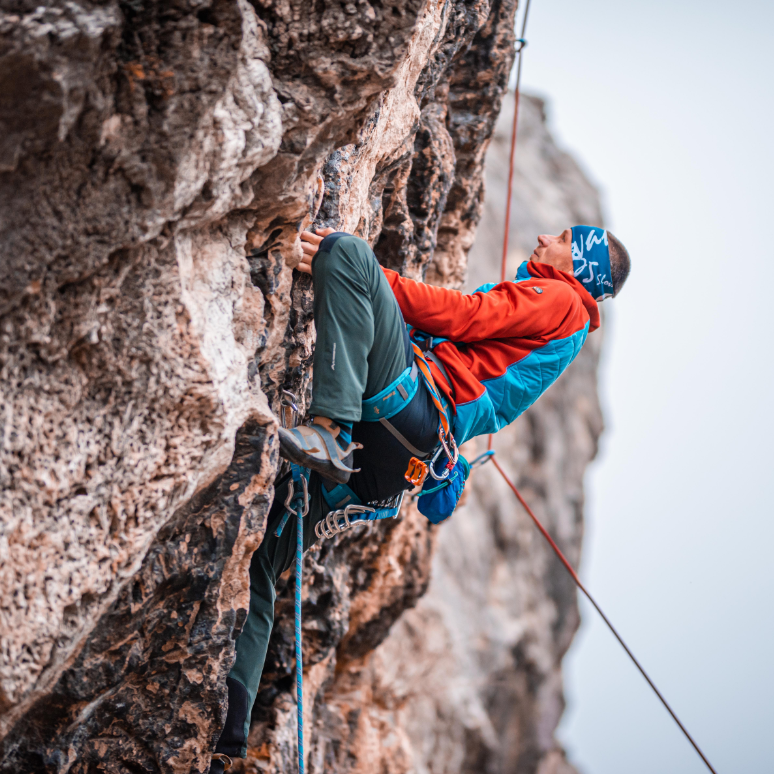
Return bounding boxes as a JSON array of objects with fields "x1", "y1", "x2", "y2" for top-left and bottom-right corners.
[
  {"x1": 283, "y1": 473, "x2": 309, "y2": 517},
  {"x1": 428, "y1": 435, "x2": 459, "y2": 481},
  {"x1": 281, "y1": 390, "x2": 300, "y2": 429}
]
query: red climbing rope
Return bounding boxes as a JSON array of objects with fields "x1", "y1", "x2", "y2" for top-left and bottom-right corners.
[
  {"x1": 500, "y1": 0, "x2": 531, "y2": 284},
  {"x1": 486, "y1": 6, "x2": 719, "y2": 773},
  {"x1": 491, "y1": 459, "x2": 718, "y2": 774}
]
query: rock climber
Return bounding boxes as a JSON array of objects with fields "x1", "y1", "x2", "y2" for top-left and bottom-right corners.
[{"x1": 209, "y1": 223, "x2": 630, "y2": 771}]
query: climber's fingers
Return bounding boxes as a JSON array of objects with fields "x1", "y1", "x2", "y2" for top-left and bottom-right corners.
[
  {"x1": 300, "y1": 230, "x2": 322, "y2": 247},
  {"x1": 297, "y1": 228, "x2": 338, "y2": 273},
  {"x1": 300, "y1": 227, "x2": 336, "y2": 247},
  {"x1": 297, "y1": 252, "x2": 313, "y2": 274},
  {"x1": 300, "y1": 234, "x2": 320, "y2": 256}
]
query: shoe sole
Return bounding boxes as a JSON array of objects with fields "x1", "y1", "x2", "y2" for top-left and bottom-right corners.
[{"x1": 278, "y1": 428, "x2": 351, "y2": 485}]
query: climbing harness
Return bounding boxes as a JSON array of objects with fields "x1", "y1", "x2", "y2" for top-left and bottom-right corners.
[
  {"x1": 480, "y1": 5, "x2": 719, "y2": 771},
  {"x1": 361, "y1": 362, "x2": 420, "y2": 421},
  {"x1": 361, "y1": 344, "x2": 458, "y2": 478}
]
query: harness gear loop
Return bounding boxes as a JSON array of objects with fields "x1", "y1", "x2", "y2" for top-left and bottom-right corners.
[{"x1": 405, "y1": 457, "x2": 429, "y2": 487}]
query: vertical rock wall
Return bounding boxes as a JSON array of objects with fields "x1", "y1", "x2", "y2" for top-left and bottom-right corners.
[{"x1": 0, "y1": 1, "x2": 603, "y2": 771}]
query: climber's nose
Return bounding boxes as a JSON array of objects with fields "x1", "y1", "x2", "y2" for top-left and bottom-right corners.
[{"x1": 537, "y1": 233, "x2": 554, "y2": 247}]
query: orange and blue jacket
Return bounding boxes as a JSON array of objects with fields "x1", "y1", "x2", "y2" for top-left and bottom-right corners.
[{"x1": 383, "y1": 260, "x2": 601, "y2": 445}]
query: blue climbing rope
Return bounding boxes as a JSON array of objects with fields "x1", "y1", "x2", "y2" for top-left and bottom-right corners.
[
  {"x1": 294, "y1": 466, "x2": 304, "y2": 774},
  {"x1": 276, "y1": 462, "x2": 309, "y2": 773}
]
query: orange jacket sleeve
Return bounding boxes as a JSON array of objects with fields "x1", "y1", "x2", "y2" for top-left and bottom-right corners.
[{"x1": 382, "y1": 266, "x2": 590, "y2": 342}]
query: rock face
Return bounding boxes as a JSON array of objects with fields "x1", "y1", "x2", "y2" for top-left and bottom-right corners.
[{"x1": 0, "y1": 0, "x2": 603, "y2": 771}]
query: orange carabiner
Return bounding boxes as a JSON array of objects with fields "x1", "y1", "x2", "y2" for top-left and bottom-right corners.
[{"x1": 404, "y1": 456, "x2": 428, "y2": 487}]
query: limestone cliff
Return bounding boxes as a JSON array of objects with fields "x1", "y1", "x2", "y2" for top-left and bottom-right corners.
[{"x1": 0, "y1": 1, "x2": 602, "y2": 771}]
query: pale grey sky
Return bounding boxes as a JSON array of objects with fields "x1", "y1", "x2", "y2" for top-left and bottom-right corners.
[{"x1": 518, "y1": 1, "x2": 774, "y2": 772}]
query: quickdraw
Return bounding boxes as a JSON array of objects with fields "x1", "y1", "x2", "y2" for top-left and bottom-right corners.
[{"x1": 314, "y1": 503, "x2": 375, "y2": 540}]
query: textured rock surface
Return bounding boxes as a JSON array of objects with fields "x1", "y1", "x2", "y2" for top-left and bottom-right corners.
[{"x1": 0, "y1": 0, "x2": 603, "y2": 769}]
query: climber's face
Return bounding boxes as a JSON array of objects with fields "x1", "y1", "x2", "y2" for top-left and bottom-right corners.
[{"x1": 530, "y1": 229, "x2": 573, "y2": 274}]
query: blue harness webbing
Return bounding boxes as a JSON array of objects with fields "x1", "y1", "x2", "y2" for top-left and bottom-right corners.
[{"x1": 360, "y1": 363, "x2": 419, "y2": 422}]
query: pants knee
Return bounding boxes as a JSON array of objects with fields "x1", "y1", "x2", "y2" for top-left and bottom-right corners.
[{"x1": 315, "y1": 233, "x2": 375, "y2": 279}]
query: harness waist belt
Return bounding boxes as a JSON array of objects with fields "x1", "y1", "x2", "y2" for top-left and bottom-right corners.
[{"x1": 361, "y1": 363, "x2": 418, "y2": 422}]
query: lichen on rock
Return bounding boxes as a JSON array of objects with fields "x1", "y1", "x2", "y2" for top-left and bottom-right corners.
[{"x1": 0, "y1": 1, "x2": 602, "y2": 772}]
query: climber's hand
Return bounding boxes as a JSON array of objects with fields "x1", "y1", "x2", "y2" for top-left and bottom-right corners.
[{"x1": 298, "y1": 227, "x2": 336, "y2": 274}]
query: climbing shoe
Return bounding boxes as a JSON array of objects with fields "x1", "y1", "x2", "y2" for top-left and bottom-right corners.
[
  {"x1": 278, "y1": 422, "x2": 361, "y2": 484},
  {"x1": 208, "y1": 753, "x2": 232, "y2": 773}
]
